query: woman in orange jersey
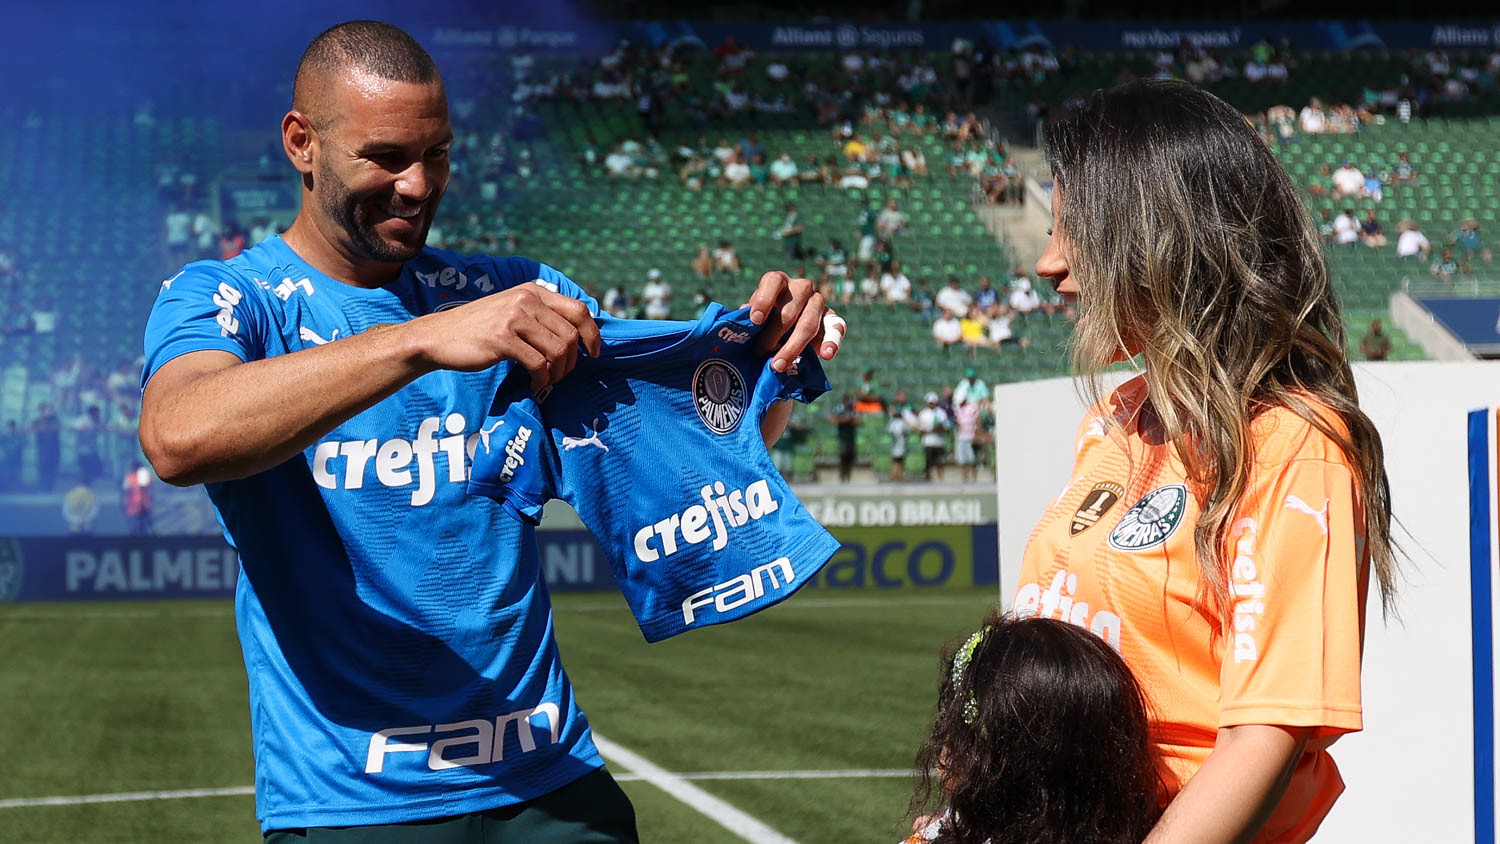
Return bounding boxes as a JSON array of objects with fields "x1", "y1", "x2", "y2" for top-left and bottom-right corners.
[{"x1": 1016, "y1": 79, "x2": 1396, "y2": 843}]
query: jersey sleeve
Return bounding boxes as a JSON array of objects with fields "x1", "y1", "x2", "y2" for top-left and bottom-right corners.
[
  {"x1": 769, "y1": 348, "x2": 831, "y2": 404},
  {"x1": 466, "y1": 393, "x2": 557, "y2": 525},
  {"x1": 1217, "y1": 423, "x2": 1367, "y2": 737},
  {"x1": 142, "y1": 263, "x2": 271, "y2": 388}
]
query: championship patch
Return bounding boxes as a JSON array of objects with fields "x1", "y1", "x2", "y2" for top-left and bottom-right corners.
[
  {"x1": 692, "y1": 359, "x2": 746, "y2": 434},
  {"x1": 1107, "y1": 484, "x2": 1188, "y2": 552},
  {"x1": 1070, "y1": 482, "x2": 1124, "y2": 536}
]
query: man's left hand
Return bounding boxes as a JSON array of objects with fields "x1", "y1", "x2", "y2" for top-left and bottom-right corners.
[{"x1": 744, "y1": 271, "x2": 847, "y2": 372}]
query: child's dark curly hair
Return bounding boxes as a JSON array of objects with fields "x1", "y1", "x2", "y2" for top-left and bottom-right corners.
[{"x1": 910, "y1": 612, "x2": 1164, "y2": 844}]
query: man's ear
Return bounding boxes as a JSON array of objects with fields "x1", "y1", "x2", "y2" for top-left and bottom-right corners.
[{"x1": 282, "y1": 111, "x2": 316, "y2": 176}]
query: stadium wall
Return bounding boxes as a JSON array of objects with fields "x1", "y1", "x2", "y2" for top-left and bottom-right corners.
[
  {"x1": 993, "y1": 361, "x2": 1500, "y2": 843},
  {"x1": 1391, "y1": 291, "x2": 1483, "y2": 361}
]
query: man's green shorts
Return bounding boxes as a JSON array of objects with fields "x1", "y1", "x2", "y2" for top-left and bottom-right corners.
[{"x1": 265, "y1": 768, "x2": 638, "y2": 843}]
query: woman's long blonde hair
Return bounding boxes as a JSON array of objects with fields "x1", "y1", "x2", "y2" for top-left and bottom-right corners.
[{"x1": 1043, "y1": 79, "x2": 1396, "y2": 616}]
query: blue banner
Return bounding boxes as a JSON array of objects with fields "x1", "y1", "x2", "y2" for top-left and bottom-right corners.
[
  {"x1": 423, "y1": 20, "x2": 1500, "y2": 54},
  {"x1": 0, "y1": 525, "x2": 1000, "y2": 601}
]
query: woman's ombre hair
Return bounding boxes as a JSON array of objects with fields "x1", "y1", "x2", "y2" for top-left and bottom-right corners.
[{"x1": 1042, "y1": 79, "x2": 1396, "y2": 616}]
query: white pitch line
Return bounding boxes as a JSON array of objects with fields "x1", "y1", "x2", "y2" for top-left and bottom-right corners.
[
  {"x1": 0, "y1": 769, "x2": 919, "y2": 811},
  {"x1": 0, "y1": 606, "x2": 232, "y2": 621},
  {"x1": 0, "y1": 785, "x2": 253, "y2": 809},
  {"x1": 630, "y1": 768, "x2": 919, "y2": 782},
  {"x1": 593, "y1": 734, "x2": 798, "y2": 844}
]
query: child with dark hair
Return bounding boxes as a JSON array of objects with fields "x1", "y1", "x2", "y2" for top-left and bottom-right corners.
[{"x1": 906, "y1": 613, "x2": 1163, "y2": 844}]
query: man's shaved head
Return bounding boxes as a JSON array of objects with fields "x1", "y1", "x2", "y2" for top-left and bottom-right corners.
[{"x1": 293, "y1": 20, "x2": 441, "y2": 130}]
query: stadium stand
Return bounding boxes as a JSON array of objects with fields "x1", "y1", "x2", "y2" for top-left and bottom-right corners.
[{"x1": 8, "y1": 39, "x2": 1491, "y2": 495}]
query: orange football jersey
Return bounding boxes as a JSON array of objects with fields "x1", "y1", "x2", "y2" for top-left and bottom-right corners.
[{"x1": 1014, "y1": 376, "x2": 1369, "y2": 843}]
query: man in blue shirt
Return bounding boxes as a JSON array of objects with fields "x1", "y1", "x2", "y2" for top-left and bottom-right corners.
[{"x1": 138, "y1": 20, "x2": 843, "y2": 843}]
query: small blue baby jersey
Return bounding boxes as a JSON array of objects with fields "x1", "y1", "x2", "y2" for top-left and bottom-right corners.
[
  {"x1": 141, "y1": 236, "x2": 605, "y2": 833},
  {"x1": 467, "y1": 303, "x2": 841, "y2": 643}
]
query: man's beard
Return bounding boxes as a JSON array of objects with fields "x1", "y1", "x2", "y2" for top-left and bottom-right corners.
[{"x1": 317, "y1": 159, "x2": 437, "y2": 263}]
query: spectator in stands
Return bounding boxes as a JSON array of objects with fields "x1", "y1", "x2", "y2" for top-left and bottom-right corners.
[
  {"x1": 641, "y1": 268, "x2": 671, "y2": 320},
  {"x1": 689, "y1": 244, "x2": 713, "y2": 279},
  {"x1": 954, "y1": 399, "x2": 981, "y2": 482},
  {"x1": 886, "y1": 401, "x2": 913, "y2": 481},
  {"x1": 1450, "y1": 218, "x2": 1492, "y2": 264},
  {"x1": 955, "y1": 369, "x2": 990, "y2": 406},
  {"x1": 722, "y1": 152, "x2": 751, "y2": 188},
  {"x1": 876, "y1": 199, "x2": 908, "y2": 240},
  {"x1": 935, "y1": 277, "x2": 972, "y2": 316},
  {"x1": 987, "y1": 305, "x2": 1022, "y2": 350},
  {"x1": 1396, "y1": 220, "x2": 1432, "y2": 259},
  {"x1": 854, "y1": 369, "x2": 884, "y2": 414},
  {"x1": 1331, "y1": 162, "x2": 1365, "y2": 199},
  {"x1": 1430, "y1": 247, "x2": 1461, "y2": 284},
  {"x1": 72, "y1": 406, "x2": 104, "y2": 485},
  {"x1": 714, "y1": 36, "x2": 752, "y2": 75},
  {"x1": 902, "y1": 146, "x2": 928, "y2": 177},
  {"x1": 602, "y1": 285, "x2": 631, "y2": 318},
  {"x1": 1359, "y1": 319, "x2": 1393, "y2": 361},
  {"x1": 678, "y1": 153, "x2": 709, "y2": 191},
  {"x1": 32, "y1": 402, "x2": 59, "y2": 491},
  {"x1": 960, "y1": 305, "x2": 990, "y2": 355},
  {"x1": 164, "y1": 203, "x2": 192, "y2": 263},
  {"x1": 829, "y1": 394, "x2": 859, "y2": 482},
  {"x1": 881, "y1": 261, "x2": 912, "y2": 305},
  {"x1": 855, "y1": 200, "x2": 879, "y2": 264},
  {"x1": 912, "y1": 278, "x2": 936, "y2": 319},
  {"x1": 711, "y1": 137, "x2": 735, "y2": 165},
  {"x1": 973, "y1": 276, "x2": 999, "y2": 315},
  {"x1": 917, "y1": 393, "x2": 950, "y2": 481},
  {"x1": 769, "y1": 152, "x2": 798, "y2": 186},
  {"x1": 713, "y1": 239, "x2": 740, "y2": 277},
  {"x1": 604, "y1": 142, "x2": 638, "y2": 180},
  {"x1": 798, "y1": 154, "x2": 824, "y2": 185},
  {"x1": 0, "y1": 420, "x2": 20, "y2": 490},
  {"x1": 1008, "y1": 277, "x2": 1041, "y2": 316},
  {"x1": 690, "y1": 287, "x2": 711, "y2": 318},
  {"x1": 1298, "y1": 97, "x2": 1328, "y2": 134},
  {"x1": 748, "y1": 153, "x2": 770, "y2": 186},
  {"x1": 219, "y1": 223, "x2": 246, "y2": 260},
  {"x1": 1391, "y1": 151, "x2": 1418, "y2": 185},
  {"x1": 945, "y1": 141, "x2": 967, "y2": 179},
  {"x1": 192, "y1": 208, "x2": 217, "y2": 258},
  {"x1": 872, "y1": 239, "x2": 895, "y2": 277},
  {"x1": 1359, "y1": 211, "x2": 1387, "y2": 248},
  {"x1": 933, "y1": 308, "x2": 962, "y2": 351},
  {"x1": 30, "y1": 298, "x2": 56, "y2": 335},
  {"x1": 1315, "y1": 209, "x2": 1335, "y2": 245},
  {"x1": 123, "y1": 464, "x2": 154, "y2": 535},
  {"x1": 818, "y1": 237, "x2": 850, "y2": 288},
  {"x1": 856, "y1": 265, "x2": 880, "y2": 304},
  {"x1": 1332, "y1": 208, "x2": 1360, "y2": 246},
  {"x1": 775, "y1": 203, "x2": 804, "y2": 261}
]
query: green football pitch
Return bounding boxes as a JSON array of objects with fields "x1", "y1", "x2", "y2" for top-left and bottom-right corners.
[{"x1": 0, "y1": 588, "x2": 1000, "y2": 843}]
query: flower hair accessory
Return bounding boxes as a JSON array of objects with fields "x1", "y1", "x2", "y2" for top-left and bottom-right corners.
[{"x1": 951, "y1": 626, "x2": 990, "y2": 725}]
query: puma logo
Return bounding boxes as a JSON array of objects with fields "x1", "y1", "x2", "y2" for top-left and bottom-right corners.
[
  {"x1": 477, "y1": 420, "x2": 505, "y2": 454},
  {"x1": 1282, "y1": 494, "x2": 1330, "y2": 536},
  {"x1": 299, "y1": 326, "x2": 340, "y2": 346},
  {"x1": 562, "y1": 418, "x2": 609, "y2": 452}
]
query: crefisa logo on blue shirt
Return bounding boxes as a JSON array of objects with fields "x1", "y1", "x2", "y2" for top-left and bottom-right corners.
[{"x1": 692, "y1": 359, "x2": 746, "y2": 434}]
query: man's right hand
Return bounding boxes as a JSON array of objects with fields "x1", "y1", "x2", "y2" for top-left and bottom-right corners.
[{"x1": 409, "y1": 284, "x2": 602, "y2": 391}]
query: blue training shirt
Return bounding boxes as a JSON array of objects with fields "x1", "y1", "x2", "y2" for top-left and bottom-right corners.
[
  {"x1": 468, "y1": 304, "x2": 841, "y2": 643},
  {"x1": 142, "y1": 236, "x2": 604, "y2": 832}
]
